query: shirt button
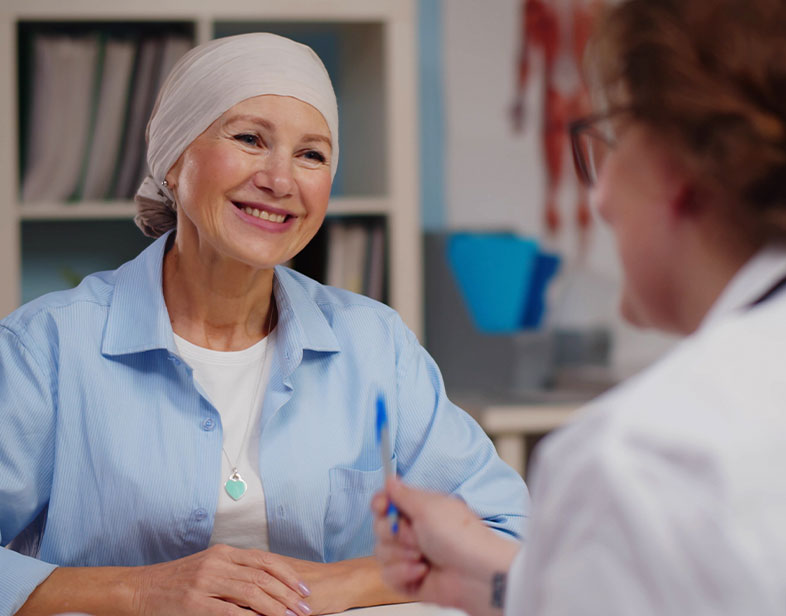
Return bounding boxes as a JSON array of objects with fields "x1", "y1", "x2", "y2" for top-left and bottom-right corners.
[
  {"x1": 194, "y1": 508, "x2": 207, "y2": 521},
  {"x1": 201, "y1": 418, "x2": 215, "y2": 431},
  {"x1": 169, "y1": 355, "x2": 182, "y2": 366}
]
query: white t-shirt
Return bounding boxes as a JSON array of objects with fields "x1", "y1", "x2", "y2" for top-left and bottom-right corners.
[{"x1": 173, "y1": 328, "x2": 275, "y2": 551}]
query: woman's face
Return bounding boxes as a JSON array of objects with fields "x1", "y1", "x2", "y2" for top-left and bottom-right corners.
[
  {"x1": 166, "y1": 94, "x2": 333, "y2": 269},
  {"x1": 592, "y1": 122, "x2": 685, "y2": 331}
]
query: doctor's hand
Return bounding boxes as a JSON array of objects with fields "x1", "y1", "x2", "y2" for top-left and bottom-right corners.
[
  {"x1": 372, "y1": 478, "x2": 520, "y2": 616},
  {"x1": 132, "y1": 544, "x2": 313, "y2": 616}
]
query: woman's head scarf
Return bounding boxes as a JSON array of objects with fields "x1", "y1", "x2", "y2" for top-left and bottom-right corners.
[{"x1": 134, "y1": 32, "x2": 339, "y2": 237}]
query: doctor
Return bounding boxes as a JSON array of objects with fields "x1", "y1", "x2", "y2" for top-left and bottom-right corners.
[{"x1": 373, "y1": 0, "x2": 786, "y2": 613}]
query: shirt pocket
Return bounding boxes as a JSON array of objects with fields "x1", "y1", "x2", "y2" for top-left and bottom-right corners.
[{"x1": 323, "y1": 455, "x2": 396, "y2": 562}]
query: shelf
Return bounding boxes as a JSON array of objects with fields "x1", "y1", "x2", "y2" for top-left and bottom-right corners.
[
  {"x1": 2, "y1": 1, "x2": 421, "y2": 337},
  {"x1": 328, "y1": 196, "x2": 390, "y2": 216},
  {"x1": 17, "y1": 196, "x2": 392, "y2": 221},
  {"x1": 19, "y1": 202, "x2": 138, "y2": 220},
  {"x1": 5, "y1": 0, "x2": 411, "y2": 21}
]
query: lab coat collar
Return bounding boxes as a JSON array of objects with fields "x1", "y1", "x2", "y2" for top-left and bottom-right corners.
[{"x1": 700, "y1": 242, "x2": 786, "y2": 331}]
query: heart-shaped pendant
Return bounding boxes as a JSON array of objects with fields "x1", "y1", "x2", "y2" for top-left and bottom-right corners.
[{"x1": 225, "y1": 471, "x2": 247, "y2": 501}]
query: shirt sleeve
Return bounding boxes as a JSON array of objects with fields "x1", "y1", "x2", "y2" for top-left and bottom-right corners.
[
  {"x1": 0, "y1": 324, "x2": 59, "y2": 613},
  {"x1": 392, "y1": 319, "x2": 529, "y2": 540}
]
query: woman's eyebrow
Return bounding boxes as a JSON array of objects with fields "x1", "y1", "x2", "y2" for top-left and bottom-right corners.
[
  {"x1": 223, "y1": 114, "x2": 331, "y2": 150},
  {"x1": 223, "y1": 114, "x2": 274, "y2": 131},
  {"x1": 302, "y1": 134, "x2": 332, "y2": 150}
]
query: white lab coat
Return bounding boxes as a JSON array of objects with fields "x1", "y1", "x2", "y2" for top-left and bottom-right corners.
[{"x1": 506, "y1": 244, "x2": 786, "y2": 615}]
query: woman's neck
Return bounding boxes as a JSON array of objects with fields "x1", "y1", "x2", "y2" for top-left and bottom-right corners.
[{"x1": 162, "y1": 237, "x2": 276, "y2": 351}]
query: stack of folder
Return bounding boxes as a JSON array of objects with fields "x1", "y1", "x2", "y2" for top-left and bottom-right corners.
[{"x1": 21, "y1": 31, "x2": 192, "y2": 204}]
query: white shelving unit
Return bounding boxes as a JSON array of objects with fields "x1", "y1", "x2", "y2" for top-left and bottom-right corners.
[{"x1": 0, "y1": 0, "x2": 422, "y2": 338}]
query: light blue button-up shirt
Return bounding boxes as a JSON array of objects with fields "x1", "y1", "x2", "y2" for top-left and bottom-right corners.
[{"x1": 0, "y1": 232, "x2": 528, "y2": 612}]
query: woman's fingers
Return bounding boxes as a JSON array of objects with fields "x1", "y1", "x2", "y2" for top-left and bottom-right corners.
[
  {"x1": 219, "y1": 547, "x2": 312, "y2": 615},
  {"x1": 131, "y1": 545, "x2": 314, "y2": 616},
  {"x1": 229, "y1": 547, "x2": 311, "y2": 597},
  {"x1": 210, "y1": 576, "x2": 310, "y2": 616}
]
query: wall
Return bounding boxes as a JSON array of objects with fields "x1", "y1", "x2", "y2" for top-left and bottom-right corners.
[{"x1": 423, "y1": 0, "x2": 677, "y2": 378}]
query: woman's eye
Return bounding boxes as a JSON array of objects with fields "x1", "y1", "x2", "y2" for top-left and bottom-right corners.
[
  {"x1": 303, "y1": 150, "x2": 327, "y2": 164},
  {"x1": 234, "y1": 134, "x2": 260, "y2": 146}
]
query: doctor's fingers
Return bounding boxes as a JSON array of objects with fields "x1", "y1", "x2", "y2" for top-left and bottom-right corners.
[
  {"x1": 378, "y1": 559, "x2": 429, "y2": 596},
  {"x1": 371, "y1": 490, "x2": 388, "y2": 516},
  {"x1": 374, "y1": 536, "x2": 423, "y2": 566},
  {"x1": 372, "y1": 510, "x2": 419, "y2": 549}
]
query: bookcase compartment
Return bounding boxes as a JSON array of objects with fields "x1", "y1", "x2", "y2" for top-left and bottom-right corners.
[
  {"x1": 0, "y1": 1, "x2": 420, "y2": 336},
  {"x1": 18, "y1": 20, "x2": 195, "y2": 204}
]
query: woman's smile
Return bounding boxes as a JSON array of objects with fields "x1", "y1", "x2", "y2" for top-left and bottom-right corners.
[{"x1": 231, "y1": 199, "x2": 298, "y2": 232}]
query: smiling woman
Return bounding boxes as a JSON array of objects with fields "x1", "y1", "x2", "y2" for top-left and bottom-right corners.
[{"x1": 0, "y1": 32, "x2": 528, "y2": 616}]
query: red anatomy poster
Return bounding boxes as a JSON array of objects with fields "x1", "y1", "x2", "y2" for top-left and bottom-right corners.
[{"x1": 511, "y1": 0, "x2": 606, "y2": 247}]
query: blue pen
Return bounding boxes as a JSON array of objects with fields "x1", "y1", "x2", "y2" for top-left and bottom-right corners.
[{"x1": 375, "y1": 393, "x2": 399, "y2": 534}]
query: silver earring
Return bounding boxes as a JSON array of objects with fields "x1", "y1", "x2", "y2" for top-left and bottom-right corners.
[{"x1": 161, "y1": 179, "x2": 169, "y2": 187}]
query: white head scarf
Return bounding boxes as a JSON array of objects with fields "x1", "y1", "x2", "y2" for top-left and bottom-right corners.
[{"x1": 134, "y1": 32, "x2": 339, "y2": 237}]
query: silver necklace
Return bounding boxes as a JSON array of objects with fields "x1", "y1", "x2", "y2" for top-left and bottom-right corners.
[{"x1": 222, "y1": 304, "x2": 275, "y2": 501}]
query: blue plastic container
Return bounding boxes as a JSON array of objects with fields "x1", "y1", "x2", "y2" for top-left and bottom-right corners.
[{"x1": 447, "y1": 233, "x2": 560, "y2": 333}]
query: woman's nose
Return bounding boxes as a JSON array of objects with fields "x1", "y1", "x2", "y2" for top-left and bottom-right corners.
[{"x1": 253, "y1": 152, "x2": 294, "y2": 198}]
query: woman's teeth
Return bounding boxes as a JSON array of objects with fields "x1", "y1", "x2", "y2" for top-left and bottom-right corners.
[{"x1": 243, "y1": 207, "x2": 286, "y2": 223}]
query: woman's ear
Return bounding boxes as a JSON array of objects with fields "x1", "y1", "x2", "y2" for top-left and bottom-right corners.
[
  {"x1": 165, "y1": 153, "x2": 186, "y2": 190},
  {"x1": 163, "y1": 173, "x2": 177, "y2": 191},
  {"x1": 671, "y1": 184, "x2": 700, "y2": 218}
]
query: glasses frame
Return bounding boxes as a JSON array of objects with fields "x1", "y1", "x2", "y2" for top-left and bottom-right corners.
[{"x1": 569, "y1": 107, "x2": 632, "y2": 187}]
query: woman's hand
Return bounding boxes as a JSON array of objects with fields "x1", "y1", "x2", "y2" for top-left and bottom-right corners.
[
  {"x1": 371, "y1": 478, "x2": 520, "y2": 616},
  {"x1": 132, "y1": 544, "x2": 313, "y2": 616},
  {"x1": 19, "y1": 544, "x2": 313, "y2": 616}
]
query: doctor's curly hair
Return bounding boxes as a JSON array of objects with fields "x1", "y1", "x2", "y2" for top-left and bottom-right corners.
[{"x1": 588, "y1": 0, "x2": 786, "y2": 240}]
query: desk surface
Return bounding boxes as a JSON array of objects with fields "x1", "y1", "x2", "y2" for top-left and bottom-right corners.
[
  {"x1": 480, "y1": 403, "x2": 581, "y2": 433},
  {"x1": 334, "y1": 603, "x2": 466, "y2": 616},
  {"x1": 470, "y1": 402, "x2": 586, "y2": 476}
]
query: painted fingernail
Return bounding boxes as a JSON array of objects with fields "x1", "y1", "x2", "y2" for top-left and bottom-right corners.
[
  {"x1": 297, "y1": 600, "x2": 313, "y2": 615},
  {"x1": 286, "y1": 610, "x2": 297, "y2": 616},
  {"x1": 298, "y1": 581, "x2": 311, "y2": 596}
]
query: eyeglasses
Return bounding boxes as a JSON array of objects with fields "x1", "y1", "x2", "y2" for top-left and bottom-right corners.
[{"x1": 569, "y1": 108, "x2": 631, "y2": 187}]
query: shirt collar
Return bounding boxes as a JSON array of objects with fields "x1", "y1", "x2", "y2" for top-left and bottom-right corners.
[
  {"x1": 271, "y1": 266, "x2": 341, "y2": 377},
  {"x1": 700, "y1": 242, "x2": 786, "y2": 330},
  {"x1": 102, "y1": 232, "x2": 176, "y2": 356},
  {"x1": 101, "y1": 231, "x2": 341, "y2": 362}
]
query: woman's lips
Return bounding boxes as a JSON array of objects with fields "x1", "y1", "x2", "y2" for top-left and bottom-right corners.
[
  {"x1": 232, "y1": 201, "x2": 297, "y2": 232},
  {"x1": 233, "y1": 201, "x2": 290, "y2": 223}
]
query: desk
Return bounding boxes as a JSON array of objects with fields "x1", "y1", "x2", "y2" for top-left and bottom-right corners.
[
  {"x1": 478, "y1": 403, "x2": 581, "y2": 476},
  {"x1": 334, "y1": 603, "x2": 466, "y2": 616},
  {"x1": 50, "y1": 604, "x2": 464, "y2": 616}
]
